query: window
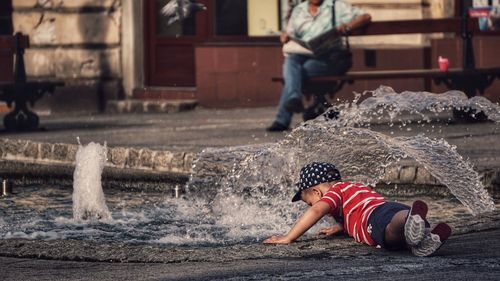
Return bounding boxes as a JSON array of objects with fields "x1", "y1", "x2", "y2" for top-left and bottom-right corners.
[
  {"x1": 153, "y1": 0, "x2": 308, "y2": 39},
  {"x1": 214, "y1": 0, "x2": 287, "y2": 37}
]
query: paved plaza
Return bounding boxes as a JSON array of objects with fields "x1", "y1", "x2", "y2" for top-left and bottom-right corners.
[{"x1": 1, "y1": 107, "x2": 499, "y2": 280}]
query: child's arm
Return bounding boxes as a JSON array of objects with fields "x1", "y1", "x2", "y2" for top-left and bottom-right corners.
[
  {"x1": 263, "y1": 201, "x2": 331, "y2": 244},
  {"x1": 317, "y1": 223, "x2": 344, "y2": 236}
]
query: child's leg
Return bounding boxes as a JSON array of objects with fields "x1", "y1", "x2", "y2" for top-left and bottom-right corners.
[
  {"x1": 367, "y1": 202, "x2": 410, "y2": 250},
  {"x1": 384, "y1": 209, "x2": 409, "y2": 248},
  {"x1": 382, "y1": 200, "x2": 451, "y2": 256}
]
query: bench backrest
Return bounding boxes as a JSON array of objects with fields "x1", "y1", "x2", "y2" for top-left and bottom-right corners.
[
  {"x1": 350, "y1": 18, "x2": 479, "y2": 36},
  {"x1": 348, "y1": 17, "x2": 498, "y2": 70},
  {"x1": 350, "y1": 0, "x2": 498, "y2": 36}
]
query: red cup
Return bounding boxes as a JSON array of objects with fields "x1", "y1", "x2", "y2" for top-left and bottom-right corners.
[{"x1": 438, "y1": 56, "x2": 449, "y2": 72}]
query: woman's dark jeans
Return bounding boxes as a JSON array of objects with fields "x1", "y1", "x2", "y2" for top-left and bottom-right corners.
[{"x1": 274, "y1": 52, "x2": 352, "y2": 127}]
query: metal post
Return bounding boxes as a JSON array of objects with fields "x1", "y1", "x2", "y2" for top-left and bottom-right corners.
[
  {"x1": 1, "y1": 179, "x2": 13, "y2": 197},
  {"x1": 174, "y1": 185, "x2": 180, "y2": 198},
  {"x1": 462, "y1": 0, "x2": 475, "y2": 70},
  {"x1": 14, "y1": 32, "x2": 27, "y2": 84}
]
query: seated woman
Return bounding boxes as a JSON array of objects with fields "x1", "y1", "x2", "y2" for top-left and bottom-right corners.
[{"x1": 267, "y1": 0, "x2": 371, "y2": 132}]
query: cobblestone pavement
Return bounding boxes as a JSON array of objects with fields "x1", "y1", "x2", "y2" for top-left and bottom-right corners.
[{"x1": 0, "y1": 108, "x2": 286, "y2": 152}]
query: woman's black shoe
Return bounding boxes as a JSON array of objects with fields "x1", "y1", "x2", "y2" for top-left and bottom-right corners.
[
  {"x1": 302, "y1": 106, "x2": 322, "y2": 121},
  {"x1": 266, "y1": 122, "x2": 289, "y2": 132},
  {"x1": 284, "y1": 98, "x2": 304, "y2": 113},
  {"x1": 303, "y1": 99, "x2": 331, "y2": 121}
]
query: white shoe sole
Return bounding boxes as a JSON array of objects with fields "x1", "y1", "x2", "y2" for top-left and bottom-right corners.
[
  {"x1": 405, "y1": 214, "x2": 426, "y2": 247},
  {"x1": 411, "y1": 232, "x2": 442, "y2": 257}
]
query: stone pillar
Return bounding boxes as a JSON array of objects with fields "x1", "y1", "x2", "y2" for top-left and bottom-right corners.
[
  {"x1": 11, "y1": 0, "x2": 123, "y2": 114},
  {"x1": 121, "y1": 0, "x2": 144, "y2": 99}
]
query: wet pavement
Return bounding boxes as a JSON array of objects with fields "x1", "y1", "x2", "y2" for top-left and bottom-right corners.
[
  {"x1": 6, "y1": 229, "x2": 500, "y2": 281},
  {"x1": 1, "y1": 107, "x2": 500, "y2": 280},
  {"x1": 0, "y1": 108, "x2": 287, "y2": 152},
  {"x1": 1, "y1": 223, "x2": 499, "y2": 280}
]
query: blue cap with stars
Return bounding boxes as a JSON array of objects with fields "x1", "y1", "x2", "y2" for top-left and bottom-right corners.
[{"x1": 292, "y1": 162, "x2": 342, "y2": 202}]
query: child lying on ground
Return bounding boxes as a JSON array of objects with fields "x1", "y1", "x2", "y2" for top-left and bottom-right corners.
[{"x1": 264, "y1": 162, "x2": 452, "y2": 257}]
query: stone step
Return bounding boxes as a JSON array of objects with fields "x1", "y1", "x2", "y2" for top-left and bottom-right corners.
[
  {"x1": 106, "y1": 99, "x2": 198, "y2": 114},
  {"x1": 1, "y1": 138, "x2": 499, "y2": 197}
]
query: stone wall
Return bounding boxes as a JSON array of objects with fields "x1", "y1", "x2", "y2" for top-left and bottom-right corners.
[
  {"x1": 0, "y1": 138, "x2": 194, "y2": 174},
  {"x1": 11, "y1": 0, "x2": 123, "y2": 113},
  {"x1": 2, "y1": 137, "x2": 499, "y2": 196},
  {"x1": 7, "y1": 0, "x2": 457, "y2": 114}
]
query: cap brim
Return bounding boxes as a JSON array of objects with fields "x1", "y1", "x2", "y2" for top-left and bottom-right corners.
[{"x1": 291, "y1": 190, "x2": 302, "y2": 202}]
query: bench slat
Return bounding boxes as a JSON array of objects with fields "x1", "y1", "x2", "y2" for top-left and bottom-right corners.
[
  {"x1": 272, "y1": 67, "x2": 500, "y2": 83},
  {"x1": 352, "y1": 19, "x2": 461, "y2": 36},
  {"x1": 312, "y1": 67, "x2": 500, "y2": 81},
  {"x1": 350, "y1": 18, "x2": 495, "y2": 36}
]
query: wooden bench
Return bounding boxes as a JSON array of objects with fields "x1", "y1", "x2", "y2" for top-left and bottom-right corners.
[
  {"x1": 272, "y1": 67, "x2": 500, "y2": 101},
  {"x1": 272, "y1": 2, "x2": 500, "y2": 120},
  {"x1": 0, "y1": 33, "x2": 64, "y2": 131}
]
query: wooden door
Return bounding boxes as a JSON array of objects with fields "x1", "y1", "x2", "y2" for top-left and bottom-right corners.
[
  {"x1": 0, "y1": 0, "x2": 12, "y2": 35},
  {"x1": 0, "y1": 0, "x2": 13, "y2": 82},
  {"x1": 145, "y1": 0, "x2": 209, "y2": 87}
]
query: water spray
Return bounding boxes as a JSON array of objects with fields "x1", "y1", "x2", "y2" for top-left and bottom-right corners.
[{"x1": 72, "y1": 139, "x2": 111, "y2": 221}]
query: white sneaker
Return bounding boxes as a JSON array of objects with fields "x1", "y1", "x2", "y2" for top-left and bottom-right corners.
[
  {"x1": 411, "y1": 223, "x2": 452, "y2": 257},
  {"x1": 404, "y1": 200, "x2": 428, "y2": 247}
]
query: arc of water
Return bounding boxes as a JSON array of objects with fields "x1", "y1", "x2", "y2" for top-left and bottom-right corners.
[{"x1": 189, "y1": 86, "x2": 498, "y2": 216}]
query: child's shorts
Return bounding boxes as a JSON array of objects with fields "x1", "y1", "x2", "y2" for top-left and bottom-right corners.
[{"x1": 367, "y1": 202, "x2": 410, "y2": 249}]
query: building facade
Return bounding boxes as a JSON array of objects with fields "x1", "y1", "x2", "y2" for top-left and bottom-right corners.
[{"x1": 3, "y1": 0, "x2": 499, "y2": 114}]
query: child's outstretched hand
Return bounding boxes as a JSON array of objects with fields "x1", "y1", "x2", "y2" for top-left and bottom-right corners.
[
  {"x1": 263, "y1": 235, "x2": 292, "y2": 244},
  {"x1": 316, "y1": 223, "x2": 343, "y2": 237}
]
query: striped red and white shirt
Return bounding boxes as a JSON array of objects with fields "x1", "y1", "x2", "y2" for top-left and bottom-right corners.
[{"x1": 319, "y1": 181, "x2": 386, "y2": 246}]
